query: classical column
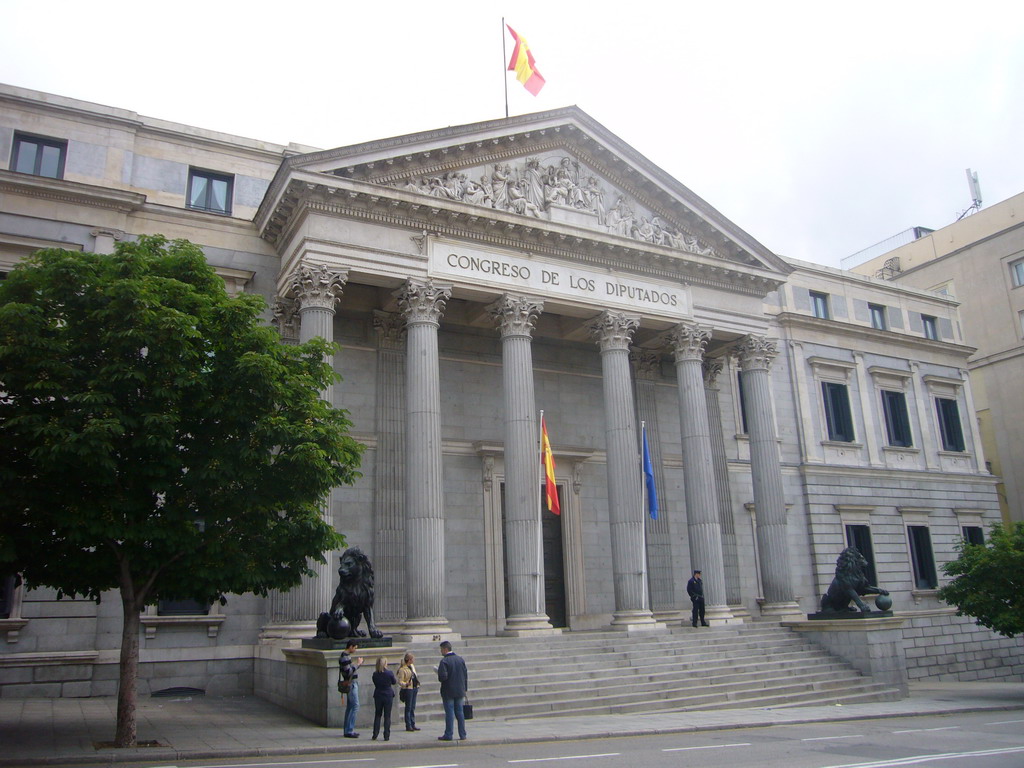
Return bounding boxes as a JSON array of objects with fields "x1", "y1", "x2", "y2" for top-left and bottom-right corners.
[
  {"x1": 703, "y1": 358, "x2": 743, "y2": 614},
  {"x1": 667, "y1": 323, "x2": 732, "y2": 624},
  {"x1": 631, "y1": 349, "x2": 683, "y2": 623},
  {"x1": 733, "y1": 335, "x2": 801, "y2": 617},
  {"x1": 371, "y1": 311, "x2": 407, "y2": 628},
  {"x1": 589, "y1": 311, "x2": 661, "y2": 630},
  {"x1": 489, "y1": 295, "x2": 556, "y2": 635},
  {"x1": 265, "y1": 263, "x2": 348, "y2": 631},
  {"x1": 396, "y1": 279, "x2": 457, "y2": 640}
]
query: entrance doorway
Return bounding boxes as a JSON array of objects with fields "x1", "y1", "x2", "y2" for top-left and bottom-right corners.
[{"x1": 499, "y1": 483, "x2": 568, "y2": 628}]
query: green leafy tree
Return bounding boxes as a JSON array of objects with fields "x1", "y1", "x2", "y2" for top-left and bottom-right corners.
[
  {"x1": 939, "y1": 522, "x2": 1024, "y2": 639},
  {"x1": 0, "y1": 237, "x2": 363, "y2": 747}
]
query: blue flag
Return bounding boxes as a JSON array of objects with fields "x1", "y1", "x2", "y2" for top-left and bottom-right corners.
[{"x1": 642, "y1": 425, "x2": 659, "y2": 520}]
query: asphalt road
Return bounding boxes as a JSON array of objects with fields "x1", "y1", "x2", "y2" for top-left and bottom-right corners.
[{"x1": 104, "y1": 711, "x2": 1024, "y2": 768}]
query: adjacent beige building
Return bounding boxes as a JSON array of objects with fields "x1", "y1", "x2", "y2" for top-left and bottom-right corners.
[{"x1": 851, "y1": 193, "x2": 1024, "y2": 523}]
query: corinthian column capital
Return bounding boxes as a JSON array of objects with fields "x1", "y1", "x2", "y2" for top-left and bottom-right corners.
[
  {"x1": 286, "y1": 262, "x2": 349, "y2": 311},
  {"x1": 733, "y1": 335, "x2": 778, "y2": 371},
  {"x1": 488, "y1": 294, "x2": 544, "y2": 338},
  {"x1": 396, "y1": 278, "x2": 452, "y2": 325},
  {"x1": 589, "y1": 311, "x2": 639, "y2": 351},
  {"x1": 372, "y1": 310, "x2": 407, "y2": 350},
  {"x1": 667, "y1": 322, "x2": 712, "y2": 362},
  {"x1": 630, "y1": 348, "x2": 662, "y2": 380},
  {"x1": 271, "y1": 296, "x2": 301, "y2": 342},
  {"x1": 702, "y1": 357, "x2": 724, "y2": 388}
]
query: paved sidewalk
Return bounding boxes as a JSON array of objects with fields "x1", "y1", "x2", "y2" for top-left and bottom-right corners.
[{"x1": 1, "y1": 682, "x2": 1022, "y2": 766}]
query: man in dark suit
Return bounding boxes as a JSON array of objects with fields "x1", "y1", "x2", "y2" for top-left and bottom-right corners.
[
  {"x1": 687, "y1": 569, "x2": 709, "y2": 627},
  {"x1": 436, "y1": 640, "x2": 469, "y2": 741}
]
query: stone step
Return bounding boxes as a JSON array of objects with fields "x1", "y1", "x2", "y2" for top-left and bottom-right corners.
[{"x1": 394, "y1": 625, "x2": 899, "y2": 724}]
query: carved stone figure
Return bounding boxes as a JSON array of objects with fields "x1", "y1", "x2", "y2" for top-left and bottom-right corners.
[
  {"x1": 316, "y1": 547, "x2": 383, "y2": 639},
  {"x1": 819, "y1": 546, "x2": 891, "y2": 613}
]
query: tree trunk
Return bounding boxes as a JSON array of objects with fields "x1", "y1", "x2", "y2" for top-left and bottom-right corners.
[{"x1": 114, "y1": 587, "x2": 140, "y2": 747}]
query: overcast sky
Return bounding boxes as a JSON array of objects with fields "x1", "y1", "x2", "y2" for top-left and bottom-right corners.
[{"x1": 2, "y1": 1, "x2": 1021, "y2": 268}]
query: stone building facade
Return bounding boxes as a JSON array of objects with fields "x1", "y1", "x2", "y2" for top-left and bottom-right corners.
[{"x1": 1, "y1": 83, "x2": 1019, "y2": 698}]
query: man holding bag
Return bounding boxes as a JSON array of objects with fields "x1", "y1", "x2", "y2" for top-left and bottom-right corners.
[{"x1": 436, "y1": 640, "x2": 468, "y2": 741}]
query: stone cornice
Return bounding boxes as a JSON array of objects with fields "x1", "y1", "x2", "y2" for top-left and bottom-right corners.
[
  {"x1": 262, "y1": 175, "x2": 784, "y2": 299},
  {"x1": 775, "y1": 311, "x2": 977, "y2": 358},
  {"x1": 0, "y1": 170, "x2": 146, "y2": 213}
]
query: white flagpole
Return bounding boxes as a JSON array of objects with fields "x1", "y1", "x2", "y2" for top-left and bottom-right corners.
[{"x1": 537, "y1": 409, "x2": 544, "y2": 616}]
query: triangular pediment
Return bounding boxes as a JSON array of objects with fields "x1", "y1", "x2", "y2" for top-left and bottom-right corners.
[{"x1": 259, "y1": 107, "x2": 790, "y2": 279}]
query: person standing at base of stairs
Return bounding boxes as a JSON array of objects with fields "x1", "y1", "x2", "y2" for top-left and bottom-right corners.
[{"x1": 687, "y1": 569, "x2": 709, "y2": 627}]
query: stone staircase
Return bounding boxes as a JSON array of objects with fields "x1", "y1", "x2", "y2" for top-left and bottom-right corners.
[{"x1": 403, "y1": 622, "x2": 901, "y2": 722}]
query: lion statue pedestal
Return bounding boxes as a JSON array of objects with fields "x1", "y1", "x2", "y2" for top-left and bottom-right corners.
[
  {"x1": 301, "y1": 547, "x2": 392, "y2": 649},
  {"x1": 808, "y1": 546, "x2": 893, "y2": 621}
]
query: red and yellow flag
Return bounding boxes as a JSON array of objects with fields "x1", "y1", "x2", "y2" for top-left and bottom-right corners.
[
  {"x1": 506, "y1": 24, "x2": 546, "y2": 96},
  {"x1": 541, "y1": 416, "x2": 560, "y2": 515}
]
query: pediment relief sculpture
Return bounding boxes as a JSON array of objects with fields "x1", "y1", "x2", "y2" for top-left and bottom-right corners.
[{"x1": 388, "y1": 153, "x2": 717, "y2": 259}]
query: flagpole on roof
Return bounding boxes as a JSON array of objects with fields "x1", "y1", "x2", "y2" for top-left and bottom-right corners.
[{"x1": 501, "y1": 17, "x2": 509, "y2": 118}]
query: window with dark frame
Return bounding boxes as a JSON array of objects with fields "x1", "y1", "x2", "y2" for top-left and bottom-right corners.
[
  {"x1": 157, "y1": 598, "x2": 211, "y2": 616},
  {"x1": 10, "y1": 132, "x2": 67, "y2": 179},
  {"x1": 962, "y1": 525, "x2": 984, "y2": 546},
  {"x1": 881, "y1": 389, "x2": 913, "y2": 447},
  {"x1": 844, "y1": 524, "x2": 878, "y2": 586},
  {"x1": 0, "y1": 573, "x2": 17, "y2": 619},
  {"x1": 907, "y1": 525, "x2": 938, "y2": 589},
  {"x1": 922, "y1": 315, "x2": 938, "y2": 340},
  {"x1": 869, "y1": 303, "x2": 887, "y2": 330},
  {"x1": 935, "y1": 397, "x2": 965, "y2": 452},
  {"x1": 810, "y1": 291, "x2": 830, "y2": 320},
  {"x1": 187, "y1": 168, "x2": 233, "y2": 215},
  {"x1": 736, "y1": 371, "x2": 749, "y2": 434},
  {"x1": 822, "y1": 381, "x2": 855, "y2": 442},
  {"x1": 1011, "y1": 259, "x2": 1024, "y2": 288}
]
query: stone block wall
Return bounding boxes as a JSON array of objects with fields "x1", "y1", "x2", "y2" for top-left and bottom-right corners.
[{"x1": 903, "y1": 611, "x2": 1024, "y2": 682}]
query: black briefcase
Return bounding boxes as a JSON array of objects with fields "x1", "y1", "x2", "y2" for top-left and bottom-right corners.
[{"x1": 463, "y1": 701, "x2": 474, "y2": 720}]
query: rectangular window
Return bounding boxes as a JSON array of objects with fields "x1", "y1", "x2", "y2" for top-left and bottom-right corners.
[
  {"x1": 907, "y1": 525, "x2": 938, "y2": 589},
  {"x1": 881, "y1": 390, "x2": 913, "y2": 447},
  {"x1": 822, "y1": 381, "x2": 855, "y2": 442},
  {"x1": 869, "y1": 303, "x2": 887, "y2": 330},
  {"x1": 845, "y1": 524, "x2": 878, "y2": 585},
  {"x1": 157, "y1": 598, "x2": 211, "y2": 616},
  {"x1": 187, "y1": 168, "x2": 233, "y2": 215},
  {"x1": 962, "y1": 525, "x2": 984, "y2": 546},
  {"x1": 810, "y1": 291, "x2": 830, "y2": 320},
  {"x1": 922, "y1": 315, "x2": 938, "y2": 340},
  {"x1": 10, "y1": 132, "x2": 67, "y2": 179},
  {"x1": 1011, "y1": 259, "x2": 1024, "y2": 288},
  {"x1": 0, "y1": 573, "x2": 17, "y2": 619},
  {"x1": 736, "y1": 371, "x2": 749, "y2": 434},
  {"x1": 935, "y1": 397, "x2": 965, "y2": 452}
]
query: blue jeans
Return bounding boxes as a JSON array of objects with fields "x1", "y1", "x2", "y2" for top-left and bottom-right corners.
[
  {"x1": 441, "y1": 695, "x2": 466, "y2": 739},
  {"x1": 403, "y1": 687, "x2": 419, "y2": 729},
  {"x1": 344, "y1": 679, "x2": 360, "y2": 735}
]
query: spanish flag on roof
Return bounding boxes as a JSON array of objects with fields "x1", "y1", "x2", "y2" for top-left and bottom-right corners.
[{"x1": 506, "y1": 24, "x2": 546, "y2": 96}]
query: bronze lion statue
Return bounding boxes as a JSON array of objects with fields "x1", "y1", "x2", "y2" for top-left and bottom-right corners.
[
  {"x1": 820, "y1": 546, "x2": 890, "y2": 613},
  {"x1": 316, "y1": 547, "x2": 383, "y2": 639}
]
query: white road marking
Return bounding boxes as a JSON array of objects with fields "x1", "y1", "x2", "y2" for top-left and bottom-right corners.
[
  {"x1": 508, "y1": 754, "x2": 620, "y2": 763},
  {"x1": 180, "y1": 760, "x2": 377, "y2": 768},
  {"x1": 817, "y1": 745, "x2": 1024, "y2": 767},
  {"x1": 662, "y1": 742, "x2": 752, "y2": 752},
  {"x1": 890, "y1": 727, "x2": 960, "y2": 734},
  {"x1": 986, "y1": 718, "x2": 1024, "y2": 725},
  {"x1": 801, "y1": 734, "x2": 864, "y2": 741}
]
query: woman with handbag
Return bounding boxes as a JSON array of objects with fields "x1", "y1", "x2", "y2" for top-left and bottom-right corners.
[
  {"x1": 396, "y1": 652, "x2": 421, "y2": 732},
  {"x1": 370, "y1": 656, "x2": 397, "y2": 741}
]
